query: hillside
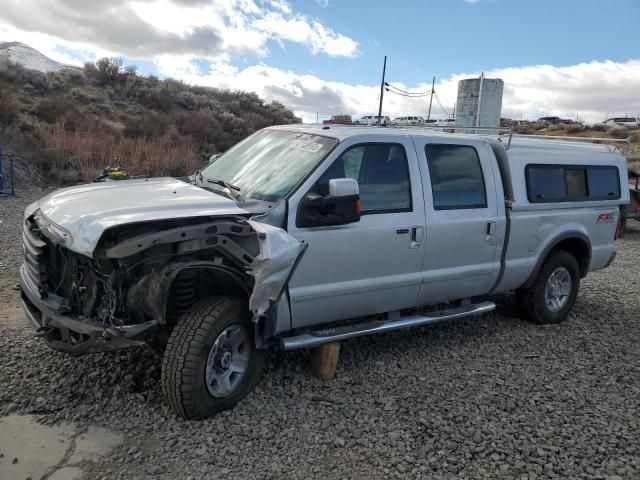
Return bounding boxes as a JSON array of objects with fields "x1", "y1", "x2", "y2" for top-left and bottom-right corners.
[
  {"x1": 0, "y1": 55, "x2": 300, "y2": 183},
  {"x1": 0, "y1": 42, "x2": 79, "y2": 73}
]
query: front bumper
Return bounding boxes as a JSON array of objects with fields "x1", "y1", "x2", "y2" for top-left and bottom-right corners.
[{"x1": 20, "y1": 265, "x2": 157, "y2": 354}]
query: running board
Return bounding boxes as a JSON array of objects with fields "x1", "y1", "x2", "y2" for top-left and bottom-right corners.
[{"x1": 281, "y1": 301, "x2": 496, "y2": 350}]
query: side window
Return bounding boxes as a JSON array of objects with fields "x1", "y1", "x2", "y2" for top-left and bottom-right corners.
[
  {"x1": 311, "y1": 143, "x2": 412, "y2": 213},
  {"x1": 425, "y1": 144, "x2": 487, "y2": 210},
  {"x1": 527, "y1": 167, "x2": 565, "y2": 201},
  {"x1": 587, "y1": 167, "x2": 620, "y2": 199},
  {"x1": 527, "y1": 165, "x2": 620, "y2": 202}
]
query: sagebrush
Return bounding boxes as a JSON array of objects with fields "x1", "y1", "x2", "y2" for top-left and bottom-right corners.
[{"x1": 0, "y1": 57, "x2": 300, "y2": 184}]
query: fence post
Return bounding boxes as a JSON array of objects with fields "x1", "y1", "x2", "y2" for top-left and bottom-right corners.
[
  {"x1": 0, "y1": 144, "x2": 4, "y2": 192},
  {"x1": 10, "y1": 154, "x2": 15, "y2": 195}
]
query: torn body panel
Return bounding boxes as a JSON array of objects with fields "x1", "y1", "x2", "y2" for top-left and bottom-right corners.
[
  {"x1": 246, "y1": 220, "x2": 307, "y2": 319},
  {"x1": 20, "y1": 206, "x2": 306, "y2": 354}
]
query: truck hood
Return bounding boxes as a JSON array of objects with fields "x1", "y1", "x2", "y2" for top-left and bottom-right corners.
[{"x1": 27, "y1": 178, "x2": 250, "y2": 257}]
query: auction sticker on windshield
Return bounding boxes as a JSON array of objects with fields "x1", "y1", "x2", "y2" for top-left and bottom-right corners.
[{"x1": 292, "y1": 139, "x2": 324, "y2": 153}]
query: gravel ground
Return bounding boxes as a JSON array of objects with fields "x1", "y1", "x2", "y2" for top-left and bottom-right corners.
[{"x1": 1, "y1": 188, "x2": 639, "y2": 479}]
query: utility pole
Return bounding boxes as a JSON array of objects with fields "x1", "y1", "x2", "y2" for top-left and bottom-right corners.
[
  {"x1": 377, "y1": 55, "x2": 387, "y2": 126},
  {"x1": 427, "y1": 76, "x2": 435, "y2": 122}
]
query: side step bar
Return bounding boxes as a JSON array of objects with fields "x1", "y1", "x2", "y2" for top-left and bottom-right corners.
[{"x1": 281, "y1": 301, "x2": 495, "y2": 350}]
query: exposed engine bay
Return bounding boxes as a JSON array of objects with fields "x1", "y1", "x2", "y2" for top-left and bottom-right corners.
[{"x1": 21, "y1": 211, "x2": 305, "y2": 354}]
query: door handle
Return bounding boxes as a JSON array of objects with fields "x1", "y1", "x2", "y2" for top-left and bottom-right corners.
[
  {"x1": 410, "y1": 226, "x2": 423, "y2": 248},
  {"x1": 485, "y1": 221, "x2": 496, "y2": 241}
]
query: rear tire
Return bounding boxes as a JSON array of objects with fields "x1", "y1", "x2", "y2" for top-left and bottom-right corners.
[
  {"x1": 161, "y1": 296, "x2": 265, "y2": 419},
  {"x1": 516, "y1": 250, "x2": 580, "y2": 324}
]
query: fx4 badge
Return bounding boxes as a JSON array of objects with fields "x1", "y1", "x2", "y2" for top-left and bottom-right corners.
[{"x1": 596, "y1": 213, "x2": 614, "y2": 223}]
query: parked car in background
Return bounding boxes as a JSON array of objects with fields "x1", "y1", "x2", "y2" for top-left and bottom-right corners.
[
  {"x1": 537, "y1": 116, "x2": 573, "y2": 125},
  {"x1": 501, "y1": 118, "x2": 519, "y2": 127},
  {"x1": 434, "y1": 118, "x2": 456, "y2": 127},
  {"x1": 605, "y1": 117, "x2": 639, "y2": 128},
  {"x1": 323, "y1": 115, "x2": 352, "y2": 125},
  {"x1": 353, "y1": 115, "x2": 391, "y2": 126},
  {"x1": 393, "y1": 116, "x2": 425, "y2": 126}
]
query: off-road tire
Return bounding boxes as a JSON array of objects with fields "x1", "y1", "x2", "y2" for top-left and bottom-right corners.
[
  {"x1": 161, "y1": 296, "x2": 264, "y2": 419},
  {"x1": 516, "y1": 250, "x2": 580, "y2": 324}
]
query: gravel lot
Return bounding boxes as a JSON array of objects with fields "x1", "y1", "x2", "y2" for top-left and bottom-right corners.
[{"x1": 1, "y1": 188, "x2": 639, "y2": 479}]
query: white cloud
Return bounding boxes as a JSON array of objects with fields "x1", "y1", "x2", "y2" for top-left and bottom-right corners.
[
  {"x1": 1, "y1": 0, "x2": 636, "y2": 125},
  {"x1": 0, "y1": 0, "x2": 358, "y2": 59},
  {"x1": 154, "y1": 56, "x2": 640, "y2": 124}
]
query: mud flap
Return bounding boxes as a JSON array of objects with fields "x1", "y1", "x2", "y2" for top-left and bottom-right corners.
[{"x1": 245, "y1": 220, "x2": 307, "y2": 319}]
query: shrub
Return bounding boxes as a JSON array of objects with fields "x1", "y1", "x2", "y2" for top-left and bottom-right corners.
[
  {"x1": 35, "y1": 97, "x2": 77, "y2": 124},
  {"x1": 0, "y1": 91, "x2": 19, "y2": 124},
  {"x1": 566, "y1": 123, "x2": 586, "y2": 133},
  {"x1": 547, "y1": 124, "x2": 562, "y2": 131},
  {"x1": 532, "y1": 122, "x2": 547, "y2": 130},
  {"x1": 590, "y1": 123, "x2": 607, "y2": 131},
  {"x1": 123, "y1": 113, "x2": 171, "y2": 138},
  {"x1": 42, "y1": 121, "x2": 200, "y2": 182},
  {"x1": 608, "y1": 126, "x2": 629, "y2": 139},
  {"x1": 514, "y1": 123, "x2": 533, "y2": 134}
]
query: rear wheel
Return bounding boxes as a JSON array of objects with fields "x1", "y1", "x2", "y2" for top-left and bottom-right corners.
[
  {"x1": 161, "y1": 296, "x2": 264, "y2": 419},
  {"x1": 516, "y1": 250, "x2": 580, "y2": 324}
]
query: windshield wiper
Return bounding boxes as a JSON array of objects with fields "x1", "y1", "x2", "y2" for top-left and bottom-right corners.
[{"x1": 206, "y1": 178, "x2": 243, "y2": 201}]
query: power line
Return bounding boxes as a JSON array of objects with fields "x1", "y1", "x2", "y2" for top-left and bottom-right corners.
[
  {"x1": 433, "y1": 91, "x2": 452, "y2": 117},
  {"x1": 384, "y1": 82, "x2": 433, "y2": 97}
]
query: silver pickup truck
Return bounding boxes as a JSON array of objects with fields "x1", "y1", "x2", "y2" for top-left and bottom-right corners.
[{"x1": 20, "y1": 125, "x2": 629, "y2": 418}]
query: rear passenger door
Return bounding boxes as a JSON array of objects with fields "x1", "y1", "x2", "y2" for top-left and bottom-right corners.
[{"x1": 413, "y1": 139, "x2": 502, "y2": 304}]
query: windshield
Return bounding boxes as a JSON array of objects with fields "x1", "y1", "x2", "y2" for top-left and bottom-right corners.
[{"x1": 201, "y1": 129, "x2": 337, "y2": 202}]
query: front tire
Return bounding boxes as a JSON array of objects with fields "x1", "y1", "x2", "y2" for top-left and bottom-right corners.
[
  {"x1": 161, "y1": 296, "x2": 265, "y2": 419},
  {"x1": 516, "y1": 250, "x2": 580, "y2": 324}
]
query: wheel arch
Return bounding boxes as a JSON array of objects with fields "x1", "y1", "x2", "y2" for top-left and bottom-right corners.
[
  {"x1": 126, "y1": 261, "x2": 251, "y2": 326},
  {"x1": 521, "y1": 232, "x2": 591, "y2": 289}
]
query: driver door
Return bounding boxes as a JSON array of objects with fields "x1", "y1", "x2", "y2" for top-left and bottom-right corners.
[{"x1": 286, "y1": 135, "x2": 427, "y2": 328}]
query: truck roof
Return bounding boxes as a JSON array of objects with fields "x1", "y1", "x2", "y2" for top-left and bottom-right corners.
[{"x1": 268, "y1": 124, "x2": 621, "y2": 155}]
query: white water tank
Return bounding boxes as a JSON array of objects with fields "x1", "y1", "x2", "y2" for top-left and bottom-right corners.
[{"x1": 455, "y1": 76, "x2": 503, "y2": 131}]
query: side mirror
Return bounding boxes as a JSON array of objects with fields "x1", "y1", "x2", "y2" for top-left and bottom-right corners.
[{"x1": 297, "y1": 178, "x2": 361, "y2": 228}]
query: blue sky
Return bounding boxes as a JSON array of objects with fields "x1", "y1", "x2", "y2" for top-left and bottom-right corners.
[
  {"x1": 279, "y1": 0, "x2": 639, "y2": 85},
  {"x1": 1, "y1": 0, "x2": 639, "y2": 122}
]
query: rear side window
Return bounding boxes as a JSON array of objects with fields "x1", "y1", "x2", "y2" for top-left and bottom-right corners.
[
  {"x1": 425, "y1": 144, "x2": 487, "y2": 209},
  {"x1": 526, "y1": 165, "x2": 620, "y2": 202}
]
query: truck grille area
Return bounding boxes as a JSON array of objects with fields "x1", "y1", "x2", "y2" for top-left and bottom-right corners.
[
  {"x1": 22, "y1": 216, "x2": 74, "y2": 304},
  {"x1": 22, "y1": 217, "x2": 47, "y2": 292}
]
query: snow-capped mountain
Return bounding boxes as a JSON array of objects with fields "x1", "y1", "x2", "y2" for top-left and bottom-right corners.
[{"x1": 0, "y1": 42, "x2": 80, "y2": 73}]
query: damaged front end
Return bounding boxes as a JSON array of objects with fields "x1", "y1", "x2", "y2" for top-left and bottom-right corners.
[{"x1": 20, "y1": 210, "x2": 304, "y2": 355}]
